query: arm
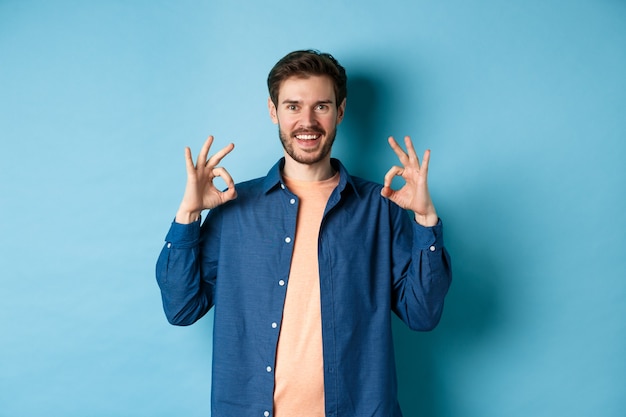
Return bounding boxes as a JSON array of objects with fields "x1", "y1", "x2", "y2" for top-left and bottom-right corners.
[
  {"x1": 156, "y1": 219, "x2": 211, "y2": 325},
  {"x1": 391, "y1": 216, "x2": 452, "y2": 331},
  {"x1": 156, "y1": 136, "x2": 235, "y2": 325},
  {"x1": 382, "y1": 136, "x2": 451, "y2": 329}
]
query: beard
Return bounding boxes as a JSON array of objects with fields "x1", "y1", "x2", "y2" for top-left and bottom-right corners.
[{"x1": 278, "y1": 124, "x2": 337, "y2": 165}]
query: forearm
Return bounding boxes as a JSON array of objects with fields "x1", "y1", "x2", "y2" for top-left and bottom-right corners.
[
  {"x1": 394, "y1": 220, "x2": 452, "y2": 330},
  {"x1": 155, "y1": 219, "x2": 214, "y2": 325}
]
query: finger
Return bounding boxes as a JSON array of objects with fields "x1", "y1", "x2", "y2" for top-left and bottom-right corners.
[
  {"x1": 382, "y1": 165, "x2": 403, "y2": 188},
  {"x1": 184, "y1": 147, "x2": 195, "y2": 176},
  {"x1": 381, "y1": 165, "x2": 403, "y2": 199},
  {"x1": 197, "y1": 136, "x2": 215, "y2": 168},
  {"x1": 420, "y1": 149, "x2": 431, "y2": 177},
  {"x1": 387, "y1": 136, "x2": 409, "y2": 165},
  {"x1": 212, "y1": 166, "x2": 235, "y2": 189},
  {"x1": 206, "y1": 143, "x2": 235, "y2": 168},
  {"x1": 403, "y1": 136, "x2": 419, "y2": 166},
  {"x1": 212, "y1": 167, "x2": 238, "y2": 199}
]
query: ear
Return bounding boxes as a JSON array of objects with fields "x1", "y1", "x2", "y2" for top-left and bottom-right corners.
[
  {"x1": 268, "y1": 97, "x2": 278, "y2": 124},
  {"x1": 336, "y1": 98, "x2": 346, "y2": 124}
]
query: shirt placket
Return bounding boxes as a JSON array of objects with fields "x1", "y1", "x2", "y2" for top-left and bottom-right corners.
[
  {"x1": 318, "y1": 190, "x2": 343, "y2": 417},
  {"x1": 263, "y1": 183, "x2": 299, "y2": 417}
]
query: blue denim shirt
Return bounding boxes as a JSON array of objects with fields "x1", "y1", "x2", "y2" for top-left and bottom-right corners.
[{"x1": 156, "y1": 158, "x2": 452, "y2": 417}]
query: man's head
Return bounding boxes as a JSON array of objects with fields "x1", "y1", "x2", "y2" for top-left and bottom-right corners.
[
  {"x1": 267, "y1": 50, "x2": 348, "y2": 170},
  {"x1": 267, "y1": 50, "x2": 347, "y2": 109}
]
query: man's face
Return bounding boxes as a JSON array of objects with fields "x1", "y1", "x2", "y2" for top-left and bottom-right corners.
[{"x1": 269, "y1": 75, "x2": 345, "y2": 166}]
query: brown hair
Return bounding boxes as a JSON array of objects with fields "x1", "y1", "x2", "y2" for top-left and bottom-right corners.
[{"x1": 267, "y1": 49, "x2": 347, "y2": 108}]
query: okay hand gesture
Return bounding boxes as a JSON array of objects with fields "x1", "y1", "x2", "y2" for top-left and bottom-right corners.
[
  {"x1": 175, "y1": 136, "x2": 237, "y2": 224},
  {"x1": 381, "y1": 136, "x2": 439, "y2": 227}
]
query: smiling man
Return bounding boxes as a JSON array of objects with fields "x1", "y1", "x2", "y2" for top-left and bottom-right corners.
[
  {"x1": 156, "y1": 50, "x2": 452, "y2": 417},
  {"x1": 270, "y1": 74, "x2": 344, "y2": 173}
]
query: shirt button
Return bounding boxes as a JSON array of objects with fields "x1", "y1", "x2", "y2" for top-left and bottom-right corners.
[
  {"x1": 289, "y1": 198, "x2": 296, "y2": 204},
  {"x1": 280, "y1": 184, "x2": 285, "y2": 189},
  {"x1": 429, "y1": 245, "x2": 436, "y2": 252},
  {"x1": 271, "y1": 322, "x2": 278, "y2": 328},
  {"x1": 278, "y1": 280, "x2": 285, "y2": 286},
  {"x1": 285, "y1": 237, "x2": 292, "y2": 243},
  {"x1": 264, "y1": 411, "x2": 270, "y2": 417},
  {"x1": 166, "y1": 243, "x2": 172, "y2": 248},
  {"x1": 266, "y1": 366, "x2": 272, "y2": 372}
]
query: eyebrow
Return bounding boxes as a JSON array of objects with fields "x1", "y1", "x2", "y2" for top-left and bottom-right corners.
[{"x1": 281, "y1": 99, "x2": 335, "y2": 105}]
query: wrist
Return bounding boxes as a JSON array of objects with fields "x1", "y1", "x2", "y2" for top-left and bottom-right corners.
[
  {"x1": 175, "y1": 210, "x2": 201, "y2": 224},
  {"x1": 414, "y1": 211, "x2": 438, "y2": 227}
]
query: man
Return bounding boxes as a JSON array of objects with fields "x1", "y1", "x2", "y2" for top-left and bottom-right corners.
[{"x1": 156, "y1": 50, "x2": 451, "y2": 417}]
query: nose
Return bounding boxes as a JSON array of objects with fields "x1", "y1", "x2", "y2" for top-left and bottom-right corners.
[{"x1": 300, "y1": 108, "x2": 318, "y2": 127}]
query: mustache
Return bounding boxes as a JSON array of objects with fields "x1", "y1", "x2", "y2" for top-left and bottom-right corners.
[{"x1": 292, "y1": 127, "x2": 325, "y2": 136}]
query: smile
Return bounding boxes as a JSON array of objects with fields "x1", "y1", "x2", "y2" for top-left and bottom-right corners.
[{"x1": 295, "y1": 134, "x2": 320, "y2": 140}]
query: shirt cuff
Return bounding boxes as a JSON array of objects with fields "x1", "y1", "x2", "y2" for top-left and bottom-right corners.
[
  {"x1": 412, "y1": 218, "x2": 444, "y2": 250},
  {"x1": 165, "y1": 218, "x2": 202, "y2": 247}
]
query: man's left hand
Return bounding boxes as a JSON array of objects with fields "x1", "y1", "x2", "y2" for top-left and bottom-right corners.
[{"x1": 381, "y1": 136, "x2": 439, "y2": 227}]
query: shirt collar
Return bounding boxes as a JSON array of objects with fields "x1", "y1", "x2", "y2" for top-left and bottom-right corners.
[{"x1": 262, "y1": 157, "x2": 361, "y2": 199}]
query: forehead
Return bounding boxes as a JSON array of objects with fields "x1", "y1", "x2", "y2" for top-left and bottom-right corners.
[{"x1": 277, "y1": 75, "x2": 336, "y2": 102}]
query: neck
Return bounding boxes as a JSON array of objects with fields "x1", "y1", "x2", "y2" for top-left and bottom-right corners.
[{"x1": 282, "y1": 155, "x2": 335, "y2": 181}]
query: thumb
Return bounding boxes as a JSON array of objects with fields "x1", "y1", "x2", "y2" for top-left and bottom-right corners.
[{"x1": 380, "y1": 186, "x2": 394, "y2": 199}]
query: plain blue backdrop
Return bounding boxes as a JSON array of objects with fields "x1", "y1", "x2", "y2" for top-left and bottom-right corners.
[{"x1": 1, "y1": 1, "x2": 624, "y2": 416}]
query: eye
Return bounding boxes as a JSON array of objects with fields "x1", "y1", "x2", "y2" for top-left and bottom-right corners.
[
  {"x1": 316, "y1": 104, "x2": 329, "y2": 111},
  {"x1": 287, "y1": 104, "x2": 298, "y2": 111}
]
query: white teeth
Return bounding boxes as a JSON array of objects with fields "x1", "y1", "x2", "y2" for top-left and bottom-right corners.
[{"x1": 296, "y1": 134, "x2": 318, "y2": 140}]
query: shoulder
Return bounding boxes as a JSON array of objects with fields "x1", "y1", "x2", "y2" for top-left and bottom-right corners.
[
  {"x1": 344, "y1": 174, "x2": 408, "y2": 219},
  {"x1": 332, "y1": 159, "x2": 384, "y2": 200},
  {"x1": 346, "y1": 174, "x2": 389, "y2": 206},
  {"x1": 223, "y1": 176, "x2": 269, "y2": 209},
  {"x1": 350, "y1": 175, "x2": 383, "y2": 195},
  {"x1": 205, "y1": 176, "x2": 266, "y2": 220},
  {"x1": 233, "y1": 176, "x2": 266, "y2": 195}
]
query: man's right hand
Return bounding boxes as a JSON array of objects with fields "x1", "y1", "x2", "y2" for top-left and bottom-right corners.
[{"x1": 175, "y1": 136, "x2": 237, "y2": 224}]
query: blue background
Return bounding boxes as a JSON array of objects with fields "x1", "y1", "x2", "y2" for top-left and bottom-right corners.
[{"x1": 1, "y1": 1, "x2": 625, "y2": 416}]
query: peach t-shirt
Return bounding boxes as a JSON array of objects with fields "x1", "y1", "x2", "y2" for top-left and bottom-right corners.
[{"x1": 273, "y1": 173, "x2": 339, "y2": 417}]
